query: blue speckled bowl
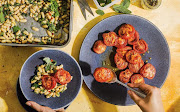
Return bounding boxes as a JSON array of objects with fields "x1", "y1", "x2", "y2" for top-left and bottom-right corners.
[
  {"x1": 19, "y1": 49, "x2": 83, "y2": 109},
  {"x1": 79, "y1": 14, "x2": 170, "y2": 106}
]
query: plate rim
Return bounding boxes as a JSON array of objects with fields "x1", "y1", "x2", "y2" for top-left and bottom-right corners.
[
  {"x1": 19, "y1": 49, "x2": 83, "y2": 110},
  {"x1": 79, "y1": 14, "x2": 171, "y2": 106}
]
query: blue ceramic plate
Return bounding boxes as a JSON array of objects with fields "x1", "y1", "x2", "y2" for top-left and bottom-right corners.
[
  {"x1": 19, "y1": 49, "x2": 83, "y2": 109},
  {"x1": 79, "y1": 14, "x2": 170, "y2": 106}
]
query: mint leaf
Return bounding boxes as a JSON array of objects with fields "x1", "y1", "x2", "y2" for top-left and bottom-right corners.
[
  {"x1": 12, "y1": 26, "x2": 21, "y2": 33},
  {"x1": 113, "y1": 4, "x2": 131, "y2": 14},
  {"x1": 96, "y1": 9, "x2": 105, "y2": 16},
  {"x1": 43, "y1": 57, "x2": 57, "y2": 71},
  {"x1": 43, "y1": 57, "x2": 51, "y2": 65},
  {"x1": 120, "y1": 0, "x2": 130, "y2": 8},
  {"x1": 0, "y1": 7, "x2": 5, "y2": 23}
]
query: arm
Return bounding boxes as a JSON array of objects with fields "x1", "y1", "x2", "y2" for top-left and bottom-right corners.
[
  {"x1": 127, "y1": 83, "x2": 164, "y2": 112},
  {"x1": 26, "y1": 101, "x2": 65, "y2": 112}
]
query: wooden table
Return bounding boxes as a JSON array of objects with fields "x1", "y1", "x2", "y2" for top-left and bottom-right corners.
[{"x1": 0, "y1": 0, "x2": 179, "y2": 112}]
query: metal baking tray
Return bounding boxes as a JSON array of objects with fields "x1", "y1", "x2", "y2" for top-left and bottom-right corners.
[{"x1": 0, "y1": 0, "x2": 73, "y2": 48}]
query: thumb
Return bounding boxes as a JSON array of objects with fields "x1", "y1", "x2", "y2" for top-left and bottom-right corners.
[
  {"x1": 26, "y1": 101, "x2": 46, "y2": 112},
  {"x1": 128, "y1": 90, "x2": 143, "y2": 105}
]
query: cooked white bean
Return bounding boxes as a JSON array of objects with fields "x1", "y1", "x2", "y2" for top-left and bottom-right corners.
[
  {"x1": 32, "y1": 27, "x2": 39, "y2": 31},
  {"x1": 34, "y1": 38, "x2": 41, "y2": 42},
  {"x1": 28, "y1": 33, "x2": 32, "y2": 38},
  {"x1": 20, "y1": 19, "x2": 27, "y2": 23},
  {"x1": 13, "y1": 15, "x2": 19, "y2": 21},
  {"x1": 42, "y1": 25, "x2": 48, "y2": 28},
  {"x1": 0, "y1": 37, "x2": 5, "y2": 40},
  {"x1": 47, "y1": 30, "x2": 52, "y2": 37},
  {"x1": 23, "y1": 30, "x2": 29, "y2": 35}
]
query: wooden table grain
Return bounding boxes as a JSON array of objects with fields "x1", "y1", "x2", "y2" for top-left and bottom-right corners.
[{"x1": 0, "y1": 0, "x2": 179, "y2": 112}]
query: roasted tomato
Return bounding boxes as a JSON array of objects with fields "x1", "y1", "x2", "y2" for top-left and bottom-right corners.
[
  {"x1": 128, "y1": 59, "x2": 144, "y2": 73},
  {"x1": 102, "y1": 32, "x2": 118, "y2": 46},
  {"x1": 133, "y1": 39, "x2": 148, "y2": 54},
  {"x1": 54, "y1": 69, "x2": 72, "y2": 85},
  {"x1": 128, "y1": 30, "x2": 139, "y2": 45},
  {"x1": 114, "y1": 53, "x2": 128, "y2": 70},
  {"x1": 126, "y1": 50, "x2": 142, "y2": 64},
  {"x1": 119, "y1": 69, "x2": 133, "y2": 83},
  {"x1": 93, "y1": 67, "x2": 114, "y2": 83},
  {"x1": 118, "y1": 24, "x2": 135, "y2": 40},
  {"x1": 93, "y1": 40, "x2": 107, "y2": 54},
  {"x1": 42, "y1": 76, "x2": 57, "y2": 90},
  {"x1": 115, "y1": 37, "x2": 127, "y2": 48},
  {"x1": 140, "y1": 63, "x2": 156, "y2": 79},
  {"x1": 131, "y1": 74, "x2": 145, "y2": 84},
  {"x1": 116, "y1": 46, "x2": 132, "y2": 58}
]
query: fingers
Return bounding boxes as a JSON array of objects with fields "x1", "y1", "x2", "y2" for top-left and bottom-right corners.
[
  {"x1": 26, "y1": 101, "x2": 44, "y2": 111},
  {"x1": 56, "y1": 108, "x2": 65, "y2": 112},
  {"x1": 26, "y1": 101, "x2": 55, "y2": 112},
  {"x1": 128, "y1": 83, "x2": 154, "y2": 94},
  {"x1": 128, "y1": 90, "x2": 143, "y2": 105}
]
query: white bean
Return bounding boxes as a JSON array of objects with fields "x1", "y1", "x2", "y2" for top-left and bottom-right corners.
[{"x1": 32, "y1": 27, "x2": 39, "y2": 31}]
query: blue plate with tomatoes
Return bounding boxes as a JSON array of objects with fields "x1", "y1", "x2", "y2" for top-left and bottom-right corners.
[
  {"x1": 19, "y1": 49, "x2": 83, "y2": 109},
  {"x1": 79, "y1": 14, "x2": 170, "y2": 105}
]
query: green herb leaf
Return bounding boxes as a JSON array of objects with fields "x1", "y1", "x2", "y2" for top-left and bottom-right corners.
[
  {"x1": 96, "y1": 9, "x2": 105, "y2": 16},
  {"x1": 0, "y1": 7, "x2": 5, "y2": 23},
  {"x1": 12, "y1": 26, "x2": 21, "y2": 33},
  {"x1": 0, "y1": 32, "x2": 4, "y2": 36},
  {"x1": 120, "y1": 0, "x2": 130, "y2": 8},
  {"x1": 43, "y1": 57, "x2": 57, "y2": 71},
  {"x1": 50, "y1": 0, "x2": 59, "y2": 17},
  {"x1": 113, "y1": 4, "x2": 131, "y2": 14},
  {"x1": 32, "y1": 83, "x2": 39, "y2": 88}
]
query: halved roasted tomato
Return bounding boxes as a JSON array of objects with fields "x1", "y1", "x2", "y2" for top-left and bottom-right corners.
[
  {"x1": 118, "y1": 24, "x2": 135, "y2": 40},
  {"x1": 140, "y1": 63, "x2": 156, "y2": 79},
  {"x1": 119, "y1": 69, "x2": 133, "y2": 83},
  {"x1": 42, "y1": 76, "x2": 57, "y2": 90},
  {"x1": 133, "y1": 39, "x2": 148, "y2": 54},
  {"x1": 93, "y1": 67, "x2": 114, "y2": 83},
  {"x1": 131, "y1": 74, "x2": 145, "y2": 84},
  {"x1": 102, "y1": 32, "x2": 118, "y2": 46},
  {"x1": 126, "y1": 50, "x2": 142, "y2": 64},
  {"x1": 93, "y1": 40, "x2": 107, "y2": 54},
  {"x1": 128, "y1": 30, "x2": 139, "y2": 45},
  {"x1": 116, "y1": 46, "x2": 132, "y2": 58},
  {"x1": 54, "y1": 69, "x2": 72, "y2": 85},
  {"x1": 128, "y1": 59, "x2": 144, "y2": 73},
  {"x1": 114, "y1": 53, "x2": 128, "y2": 70},
  {"x1": 115, "y1": 37, "x2": 127, "y2": 48}
]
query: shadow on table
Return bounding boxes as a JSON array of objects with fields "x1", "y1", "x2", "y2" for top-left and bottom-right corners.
[
  {"x1": 0, "y1": 46, "x2": 42, "y2": 112},
  {"x1": 71, "y1": 12, "x2": 127, "y2": 112},
  {"x1": 167, "y1": 97, "x2": 180, "y2": 112}
]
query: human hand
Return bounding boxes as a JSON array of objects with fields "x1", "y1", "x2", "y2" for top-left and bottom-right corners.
[
  {"x1": 26, "y1": 101, "x2": 65, "y2": 112},
  {"x1": 127, "y1": 83, "x2": 164, "y2": 112}
]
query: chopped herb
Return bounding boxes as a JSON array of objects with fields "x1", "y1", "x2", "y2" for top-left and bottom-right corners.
[
  {"x1": 50, "y1": 0, "x2": 59, "y2": 17},
  {"x1": 48, "y1": 23, "x2": 56, "y2": 32},
  {"x1": 38, "y1": 42, "x2": 45, "y2": 45},
  {"x1": 14, "y1": 3, "x2": 20, "y2": 6},
  {"x1": 32, "y1": 83, "x2": 39, "y2": 88},
  {"x1": 22, "y1": 13, "x2": 28, "y2": 17},
  {"x1": 96, "y1": 9, "x2": 105, "y2": 15},
  {"x1": 43, "y1": 57, "x2": 57, "y2": 71},
  {"x1": 0, "y1": 32, "x2": 4, "y2": 36},
  {"x1": 0, "y1": 7, "x2": 5, "y2": 23},
  {"x1": 12, "y1": 26, "x2": 21, "y2": 33}
]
